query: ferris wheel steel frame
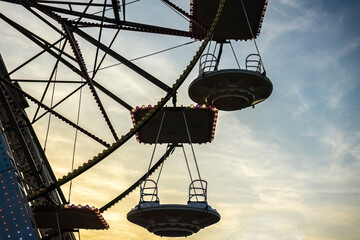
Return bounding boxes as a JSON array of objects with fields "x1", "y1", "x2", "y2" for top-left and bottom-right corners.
[{"x1": 0, "y1": 0, "x2": 227, "y2": 238}]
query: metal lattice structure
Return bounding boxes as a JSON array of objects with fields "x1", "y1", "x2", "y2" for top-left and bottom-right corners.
[{"x1": 0, "y1": 0, "x2": 271, "y2": 239}]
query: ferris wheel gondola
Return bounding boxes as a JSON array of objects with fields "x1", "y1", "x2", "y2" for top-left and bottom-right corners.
[
  {"x1": 188, "y1": 51, "x2": 273, "y2": 111},
  {"x1": 127, "y1": 101, "x2": 221, "y2": 236},
  {"x1": 188, "y1": 0, "x2": 272, "y2": 111},
  {"x1": 127, "y1": 179, "x2": 220, "y2": 237}
]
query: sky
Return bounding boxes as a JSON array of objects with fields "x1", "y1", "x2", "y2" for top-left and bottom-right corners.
[{"x1": 0, "y1": 0, "x2": 360, "y2": 240}]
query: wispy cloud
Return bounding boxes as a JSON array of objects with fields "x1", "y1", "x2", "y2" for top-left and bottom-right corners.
[
  {"x1": 291, "y1": 83, "x2": 312, "y2": 118},
  {"x1": 1, "y1": 1, "x2": 360, "y2": 240},
  {"x1": 319, "y1": 125, "x2": 360, "y2": 179}
]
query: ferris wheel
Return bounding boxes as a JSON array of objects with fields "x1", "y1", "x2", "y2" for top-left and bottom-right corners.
[{"x1": 0, "y1": 0, "x2": 272, "y2": 239}]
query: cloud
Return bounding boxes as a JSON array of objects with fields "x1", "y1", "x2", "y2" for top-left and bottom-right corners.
[
  {"x1": 319, "y1": 125, "x2": 360, "y2": 179},
  {"x1": 241, "y1": 215, "x2": 306, "y2": 240},
  {"x1": 1, "y1": 1, "x2": 360, "y2": 240},
  {"x1": 279, "y1": 0, "x2": 302, "y2": 9},
  {"x1": 290, "y1": 83, "x2": 312, "y2": 118}
]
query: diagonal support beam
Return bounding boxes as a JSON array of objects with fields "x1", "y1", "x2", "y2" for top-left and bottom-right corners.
[
  {"x1": 122, "y1": 0, "x2": 126, "y2": 20},
  {"x1": 62, "y1": 21, "x2": 119, "y2": 141},
  {"x1": 0, "y1": 12, "x2": 133, "y2": 111},
  {"x1": 67, "y1": 23, "x2": 172, "y2": 92},
  {"x1": 111, "y1": 0, "x2": 121, "y2": 22},
  {"x1": 100, "y1": 144, "x2": 176, "y2": 212},
  {"x1": 0, "y1": 78, "x2": 110, "y2": 148}
]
